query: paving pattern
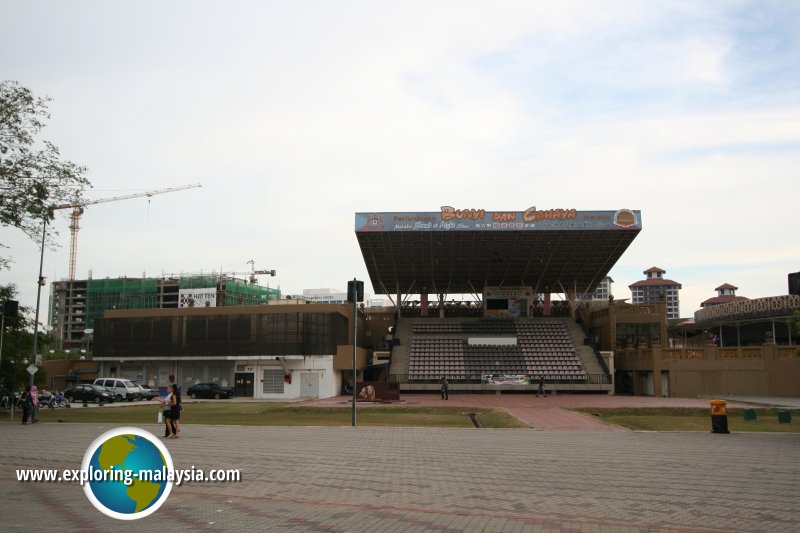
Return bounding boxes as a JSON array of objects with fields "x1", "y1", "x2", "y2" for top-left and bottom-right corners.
[
  {"x1": 311, "y1": 394, "x2": 753, "y2": 431},
  {"x1": 1, "y1": 422, "x2": 797, "y2": 532}
]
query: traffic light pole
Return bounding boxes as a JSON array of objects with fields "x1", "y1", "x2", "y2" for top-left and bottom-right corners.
[{"x1": 352, "y1": 278, "x2": 357, "y2": 427}]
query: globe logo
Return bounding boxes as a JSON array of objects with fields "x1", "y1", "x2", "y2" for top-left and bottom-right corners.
[{"x1": 81, "y1": 427, "x2": 174, "y2": 520}]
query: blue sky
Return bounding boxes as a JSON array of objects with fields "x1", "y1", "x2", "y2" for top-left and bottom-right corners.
[{"x1": 1, "y1": 0, "x2": 798, "y2": 318}]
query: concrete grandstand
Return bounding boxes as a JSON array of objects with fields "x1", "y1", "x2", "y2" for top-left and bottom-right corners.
[{"x1": 355, "y1": 206, "x2": 642, "y2": 394}]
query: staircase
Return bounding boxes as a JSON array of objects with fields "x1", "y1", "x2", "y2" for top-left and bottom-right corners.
[
  {"x1": 562, "y1": 319, "x2": 607, "y2": 377},
  {"x1": 388, "y1": 318, "x2": 413, "y2": 377}
]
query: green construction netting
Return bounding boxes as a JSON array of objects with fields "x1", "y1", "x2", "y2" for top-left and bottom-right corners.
[
  {"x1": 222, "y1": 280, "x2": 281, "y2": 306},
  {"x1": 178, "y1": 275, "x2": 219, "y2": 289},
  {"x1": 86, "y1": 278, "x2": 159, "y2": 327},
  {"x1": 81, "y1": 276, "x2": 280, "y2": 326}
]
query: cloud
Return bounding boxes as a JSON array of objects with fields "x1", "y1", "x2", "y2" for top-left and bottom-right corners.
[{"x1": 3, "y1": 1, "x2": 799, "y2": 320}]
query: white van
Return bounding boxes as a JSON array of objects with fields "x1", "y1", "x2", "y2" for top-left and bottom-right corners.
[{"x1": 93, "y1": 378, "x2": 142, "y2": 402}]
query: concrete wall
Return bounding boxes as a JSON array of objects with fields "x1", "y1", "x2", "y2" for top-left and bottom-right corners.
[{"x1": 615, "y1": 345, "x2": 800, "y2": 397}]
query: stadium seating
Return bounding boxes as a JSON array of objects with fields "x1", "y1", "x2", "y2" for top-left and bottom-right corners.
[{"x1": 407, "y1": 319, "x2": 587, "y2": 381}]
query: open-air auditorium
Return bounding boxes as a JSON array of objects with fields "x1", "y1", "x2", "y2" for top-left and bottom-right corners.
[
  {"x1": 355, "y1": 206, "x2": 642, "y2": 394},
  {"x1": 86, "y1": 206, "x2": 797, "y2": 400}
]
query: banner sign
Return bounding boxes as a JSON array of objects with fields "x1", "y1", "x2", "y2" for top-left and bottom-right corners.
[
  {"x1": 484, "y1": 287, "x2": 534, "y2": 299},
  {"x1": 484, "y1": 286, "x2": 534, "y2": 318},
  {"x1": 179, "y1": 288, "x2": 217, "y2": 308},
  {"x1": 481, "y1": 374, "x2": 534, "y2": 385},
  {"x1": 356, "y1": 207, "x2": 641, "y2": 232}
]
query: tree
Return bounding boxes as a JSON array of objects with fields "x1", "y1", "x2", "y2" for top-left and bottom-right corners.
[
  {"x1": 0, "y1": 80, "x2": 91, "y2": 267},
  {"x1": 0, "y1": 284, "x2": 38, "y2": 389}
]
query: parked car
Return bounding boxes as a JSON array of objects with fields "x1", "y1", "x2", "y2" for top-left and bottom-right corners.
[
  {"x1": 93, "y1": 378, "x2": 142, "y2": 402},
  {"x1": 131, "y1": 381, "x2": 159, "y2": 400},
  {"x1": 64, "y1": 383, "x2": 115, "y2": 404},
  {"x1": 186, "y1": 382, "x2": 232, "y2": 399}
]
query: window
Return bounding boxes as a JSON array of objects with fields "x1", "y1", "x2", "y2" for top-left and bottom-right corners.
[{"x1": 263, "y1": 369, "x2": 284, "y2": 394}]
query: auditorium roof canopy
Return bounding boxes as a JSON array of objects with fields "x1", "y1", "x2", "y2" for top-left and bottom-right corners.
[{"x1": 356, "y1": 207, "x2": 642, "y2": 296}]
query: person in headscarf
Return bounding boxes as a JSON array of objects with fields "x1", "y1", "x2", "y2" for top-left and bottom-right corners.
[{"x1": 30, "y1": 385, "x2": 39, "y2": 423}]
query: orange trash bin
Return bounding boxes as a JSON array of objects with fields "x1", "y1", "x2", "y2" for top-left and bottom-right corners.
[{"x1": 709, "y1": 400, "x2": 729, "y2": 434}]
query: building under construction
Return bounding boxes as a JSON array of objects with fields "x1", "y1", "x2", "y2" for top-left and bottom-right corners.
[{"x1": 49, "y1": 275, "x2": 281, "y2": 351}]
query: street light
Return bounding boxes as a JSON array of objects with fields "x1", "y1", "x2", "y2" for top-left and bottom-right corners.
[{"x1": 29, "y1": 213, "x2": 50, "y2": 386}]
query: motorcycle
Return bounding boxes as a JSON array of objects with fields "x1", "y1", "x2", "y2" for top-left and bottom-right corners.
[{"x1": 42, "y1": 391, "x2": 71, "y2": 409}]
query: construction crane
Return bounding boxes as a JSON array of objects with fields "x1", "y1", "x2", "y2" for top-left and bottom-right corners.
[
  {"x1": 162, "y1": 263, "x2": 277, "y2": 284},
  {"x1": 53, "y1": 183, "x2": 202, "y2": 280}
]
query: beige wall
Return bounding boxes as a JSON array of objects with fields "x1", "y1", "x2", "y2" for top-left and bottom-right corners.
[
  {"x1": 40, "y1": 359, "x2": 101, "y2": 390},
  {"x1": 333, "y1": 345, "x2": 368, "y2": 370},
  {"x1": 615, "y1": 344, "x2": 800, "y2": 397}
]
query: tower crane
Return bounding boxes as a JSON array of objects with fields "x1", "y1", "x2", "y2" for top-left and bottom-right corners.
[
  {"x1": 161, "y1": 264, "x2": 277, "y2": 284},
  {"x1": 53, "y1": 183, "x2": 202, "y2": 280}
]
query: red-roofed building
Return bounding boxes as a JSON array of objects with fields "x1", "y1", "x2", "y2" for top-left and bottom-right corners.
[
  {"x1": 629, "y1": 267, "x2": 682, "y2": 319},
  {"x1": 700, "y1": 283, "x2": 749, "y2": 308}
]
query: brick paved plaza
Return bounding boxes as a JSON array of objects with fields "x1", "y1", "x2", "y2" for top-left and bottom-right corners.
[{"x1": 1, "y1": 420, "x2": 797, "y2": 533}]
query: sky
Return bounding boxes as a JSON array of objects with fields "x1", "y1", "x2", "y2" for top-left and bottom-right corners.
[{"x1": 1, "y1": 0, "x2": 799, "y2": 320}]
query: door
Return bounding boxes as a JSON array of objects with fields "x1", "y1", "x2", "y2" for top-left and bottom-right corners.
[
  {"x1": 300, "y1": 372, "x2": 319, "y2": 398},
  {"x1": 235, "y1": 373, "x2": 254, "y2": 397}
]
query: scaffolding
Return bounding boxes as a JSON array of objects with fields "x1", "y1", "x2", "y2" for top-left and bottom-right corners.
[
  {"x1": 86, "y1": 278, "x2": 159, "y2": 326},
  {"x1": 222, "y1": 279, "x2": 281, "y2": 306},
  {"x1": 81, "y1": 276, "x2": 281, "y2": 326}
]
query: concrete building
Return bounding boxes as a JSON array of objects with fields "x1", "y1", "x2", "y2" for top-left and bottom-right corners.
[
  {"x1": 589, "y1": 276, "x2": 613, "y2": 301},
  {"x1": 49, "y1": 275, "x2": 280, "y2": 352},
  {"x1": 92, "y1": 303, "x2": 397, "y2": 400},
  {"x1": 629, "y1": 267, "x2": 682, "y2": 319},
  {"x1": 700, "y1": 283, "x2": 748, "y2": 308},
  {"x1": 291, "y1": 288, "x2": 390, "y2": 307}
]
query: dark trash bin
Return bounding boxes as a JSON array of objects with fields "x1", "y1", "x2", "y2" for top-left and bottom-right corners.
[{"x1": 709, "y1": 400, "x2": 729, "y2": 434}]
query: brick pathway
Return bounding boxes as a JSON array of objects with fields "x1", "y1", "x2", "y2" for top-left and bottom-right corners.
[
  {"x1": 311, "y1": 394, "x2": 749, "y2": 430},
  {"x1": 1, "y1": 423, "x2": 797, "y2": 532}
]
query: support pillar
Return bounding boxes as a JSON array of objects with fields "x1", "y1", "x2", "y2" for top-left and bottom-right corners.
[
  {"x1": 652, "y1": 347, "x2": 663, "y2": 398},
  {"x1": 632, "y1": 371, "x2": 643, "y2": 396},
  {"x1": 566, "y1": 288, "x2": 577, "y2": 319},
  {"x1": 397, "y1": 290, "x2": 402, "y2": 319},
  {"x1": 420, "y1": 288, "x2": 428, "y2": 317},
  {"x1": 543, "y1": 292, "x2": 551, "y2": 316}
]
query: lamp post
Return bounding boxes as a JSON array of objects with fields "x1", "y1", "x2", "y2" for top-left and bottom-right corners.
[{"x1": 30, "y1": 215, "x2": 49, "y2": 386}]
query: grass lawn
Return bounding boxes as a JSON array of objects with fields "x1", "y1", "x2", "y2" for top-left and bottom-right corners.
[
  {"x1": 572, "y1": 407, "x2": 799, "y2": 432},
  {"x1": 1, "y1": 402, "x2": 526, "y2": 429}
]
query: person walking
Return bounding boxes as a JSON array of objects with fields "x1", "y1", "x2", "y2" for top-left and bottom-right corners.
[
  {"x1": 20, "y1": 386, "x2": 31, "y2": 424},
  {"x1": 440, "y1": 376, "x2": 449, "y2": 400},
  {"x1": 158, "y1": 385, "x2": 175, "y2": 438},
  {"x1": 168, "y1": 384, "x2": 182, "y2": 438},
  {"x1": 30, "y1": 385, "x2": 39, "y2": 423},
  {"x1": 537, "y1": 375, "x2": 546, "y2": 398}
]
